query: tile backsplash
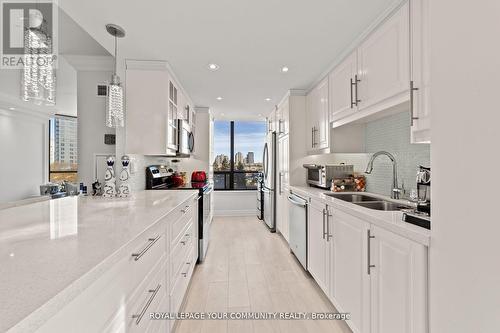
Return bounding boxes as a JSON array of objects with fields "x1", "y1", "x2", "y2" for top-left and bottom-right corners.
[
  {"x1": 302, "y1": 111, "x2": 430, "y2": 197},
  {"x1": 363, "y1": 111, "x2": 430, "y2": 196}
]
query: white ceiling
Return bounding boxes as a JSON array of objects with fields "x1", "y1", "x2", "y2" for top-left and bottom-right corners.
[
  {"x1": 59, "y1": 8, "x2": 110, "y2": 56},
  {"x1": 59, "y1": 0, "x2": 401, "y2": 119}
]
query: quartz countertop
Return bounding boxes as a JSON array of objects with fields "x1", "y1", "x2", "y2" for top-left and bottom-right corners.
[
  {"x1": 289, "y1": 186, "x2": 430, "y2": 246},
  {"x1": 0, "y1": 190, "x2": 197, "y2": 332}
]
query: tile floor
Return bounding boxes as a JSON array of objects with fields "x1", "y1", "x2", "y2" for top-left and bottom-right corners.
[{"x1": 175, "y1": 216, "x2": 352, "y2": 333}]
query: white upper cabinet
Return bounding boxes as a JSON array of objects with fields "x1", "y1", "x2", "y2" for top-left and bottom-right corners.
[
  {"x1": 167, "y1": 80, "x2": 179, "y2": 153},
  {"x1": 410, "y1": 0, "x2": 431, "y2": 143},
  {"x1": 330, "y1": 209, "x2": 371, "y2": 333},
  {"x1": 369, "y1": 225, "x2": 428, "y2": 333},
  {"x1": 126, "y1": 61, "x2": 176, "y2": 156},
  {"x1": 277, "y1": 98, "x2": 289, "y2": 137},
  {"x1": 357, "y1": 2, "x2": 410, "y2": 113},
  {"x1": 329, "y1": 51, "x2": 358, "y2": 122},
  {"x1": 316, "y1": 78, "x2": 329, "y2": 149},
  {"x1": 306, "y1": 77, "x2": 329, "y2": 153}
]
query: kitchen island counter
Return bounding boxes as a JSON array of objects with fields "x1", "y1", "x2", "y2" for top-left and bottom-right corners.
[{"x1": 0, "y1": 190, "x2": 197, "y2": 332}]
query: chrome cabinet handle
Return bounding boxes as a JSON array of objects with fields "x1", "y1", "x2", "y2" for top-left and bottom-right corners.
[
  {"x1": 131, "y1": 235, "x2": 161, "y2": 261},
  {"x1": 367, "y1": 230, "x2": 375, "y2": 275},
  {"x1": 180, "y1": 233, "x2": 190, "y2": 245},
  {"x1": 350, "y1": 78, "x2": 355, "y2": 108},
  {"x1": 311, "y1": 127, "x2": 314, "y2": 148},
  {"x1": 132, "y1": 284, "x2": 161, "y2": 325},
  {"x1": 322, "y1": 208, "x2": 327, "y2": 239},
  {"x1": 326, "y1": 207, "x2": 333, "y2": 242},
  {"x1": 279, "y1": 172, "x2": 283, "y2": 194},
  {"x1": 354, "y1": 74, "x2": 361, "y2": 106},
  {"x1": 410, "y1": 80, "x2": 419, "y2": 126},
  {"x1": 181, "y1": 204, "x2": 191, "y2": 214},
  {"x1": 181, "y1": 262, "x2": 192, "y2": 277}
]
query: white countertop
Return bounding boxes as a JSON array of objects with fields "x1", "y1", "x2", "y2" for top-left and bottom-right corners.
[
  {"x1": 289, "y1": 186, "x2": 430, "y2": 246},
  {"x1": 0, "y1": 190, "x2": 197, "y2": 332}
]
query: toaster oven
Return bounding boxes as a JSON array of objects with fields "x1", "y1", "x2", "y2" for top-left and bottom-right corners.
[{"x1": 303, "y1": 164, "x2": 354, "y2": 189}]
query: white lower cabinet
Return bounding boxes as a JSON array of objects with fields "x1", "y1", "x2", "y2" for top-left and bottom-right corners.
[
  {"x1": 307, "y1": 198, "x2": 331, "y2": 294},
  {"x1": 38, "y1": 195, "x2": 198, "y2": 333},
  {"x1": 330, "y1": 209, "x2": 371, "y2": 333},
  {"x1": 369, "y1": 225, "x2": 427, "y2": 333},
  {"x1": 306, "y1": 196, "x2": 428, "y2": 333}
]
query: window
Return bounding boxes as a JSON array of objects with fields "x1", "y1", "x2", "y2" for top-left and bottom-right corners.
[
  {"x1": 49, "y1": 115, "x2": 78, "y2": 183},
  {"x1": 213, "y1": 120, "x2": 266, "y2": 190}
]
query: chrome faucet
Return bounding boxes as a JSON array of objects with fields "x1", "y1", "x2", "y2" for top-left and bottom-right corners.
[{"x1": 365, "y1": 151, "x2": 401, "y2": 199}]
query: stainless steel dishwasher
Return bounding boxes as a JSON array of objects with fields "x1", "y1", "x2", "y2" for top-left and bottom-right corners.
[{"x1": 288, "y1": 192, "x2": 308, "y2": 270}]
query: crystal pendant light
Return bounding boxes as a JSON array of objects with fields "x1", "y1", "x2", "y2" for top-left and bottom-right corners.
[
  {"x1": 22, "y1": 9, "x2": 56, "y2": 106},
  {"x1": 105, "y1": 24, "x2": 126, "y2": 128}
]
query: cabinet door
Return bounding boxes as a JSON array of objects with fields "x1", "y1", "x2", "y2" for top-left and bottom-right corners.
[
  {"x1": 410, "y1": 0, "x2": 431, "y2": 143},
  {"x1": 126, "y1": 69, "x2": 169, "y2": 155},
  {"x1": 307, "y1": 199, "x2": 329, "y2": 293},
  {"x1": 167, "y1": 81, "x2": 178, "y2": 152},
  {"x1": 370, "y1": 225, "x2": 428, "y2": 333},
  {"x1": 330, "y1": 209, "x2": 371, "y2": 333},
  {"x1": 357, "y1": 2, "x2": 410, "y2": 112},
  {"x1": 278, "y1": 98, "x2": 289, "y2": 137},
  {"x1": 306, "y1": 90, "x2": 316, "y2": 150},
  {"x1": 330, "y1": 51, "x2": 358, "y2": 122},
  {"x1": 316, "y1": 78, "x2": 329, "y2": 149}
]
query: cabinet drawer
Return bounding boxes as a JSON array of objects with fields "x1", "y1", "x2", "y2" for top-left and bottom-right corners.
[
  {"x1": 170, "y1": 222, "x2": 194, "y2": 290},
  {"x1": 146, "y1": 293, "x2": 169, "y2": 333},
  {"x1": 171, "y1": 198, "x2": 197, "y2": 248},
  {"x1": 170, "y1": 247, "x2": 195, "y2": 316},
  {"x1": 38, "y1": 219, "x2": 168, "y2": 333},
  {"x1": 105, "y1": 256, "x2": 167, "y2": 333}
]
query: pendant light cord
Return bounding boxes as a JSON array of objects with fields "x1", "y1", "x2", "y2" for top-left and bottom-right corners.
[{"x1": 114, "y1": 35, "x2": 117, "y2": 76}]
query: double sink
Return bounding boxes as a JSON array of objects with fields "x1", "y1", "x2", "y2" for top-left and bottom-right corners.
[{"x1": 324, "y1": 193, "x2": 414, "y2": 211}]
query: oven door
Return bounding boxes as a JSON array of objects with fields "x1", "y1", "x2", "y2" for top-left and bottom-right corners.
[{"x1": 306, "y1": 167, "x2": 323, "y2": 187}]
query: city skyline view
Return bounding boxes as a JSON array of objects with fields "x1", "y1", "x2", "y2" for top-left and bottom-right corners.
[{"x1": 214, "y1": 121, "x2": 266, "y2": 164}]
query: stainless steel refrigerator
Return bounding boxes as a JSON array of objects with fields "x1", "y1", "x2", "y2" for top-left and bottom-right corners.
[{"x1": 262, "y1": 131, "x2": 277, "y2": 232}]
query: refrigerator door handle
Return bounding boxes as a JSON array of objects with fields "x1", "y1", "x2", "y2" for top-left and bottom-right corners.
[{"x1": 263, "y1": 143, "x2": 269, "y2": 179}]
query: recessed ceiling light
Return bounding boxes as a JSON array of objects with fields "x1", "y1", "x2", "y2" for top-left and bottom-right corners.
[
  {"x1": 265, "y1": 98, "x2": 271, "y2": 102},
  {"x1": 208, "y1": 63, "x2": 220, "y2": 71},
  {"x1": 258, "y1": 113, "x2": 263, "y2": 117},
  {"x1": 216, "y1": 96, "x2": 223, "y2": 101},
  {"x1": 220, "y1": 113, "x2": 225, "y2": 116},
  {"x1": 281, "y1": 66, "x2": 289, "y2": 73},
  {"x1": 8, "y1": 107, "x2": 15, "y2": 110}
]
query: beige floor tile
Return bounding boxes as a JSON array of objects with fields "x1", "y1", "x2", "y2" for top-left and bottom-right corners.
[{"x1": 176, "y1": 216, "x2": 352, "y2": 333}]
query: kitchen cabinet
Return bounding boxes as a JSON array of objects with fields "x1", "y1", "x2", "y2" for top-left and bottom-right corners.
[
  {"x1": 410, "y1": 0, "x2": 431, "y2": 143},
  {"x1": 369, "y1": 225, "x2": 427, "y2": 333},
  {"x1": 330, "y1": 209, "x2": 371, "y2": 333},
  {"x1": 276, "y1": 98, "x2": 289, "y2": 137},
  {"x1": 307, "y1": 198, "x2": 331, "y2": 294},
  {"x1": 329, "y1": 51, "x2": 358, "y2": 122},
  {"x1": 167, "y1": 80, "x2": 179, "y2": 153},
  {"x1": 126, "y1": 61, "x2": 177, "y2": 156},
  {"x1": 276, "y1": 135, "x2": 289, "y2": 241},
  {"x1": 298, "y1": 188, "x2": 428, "y2": 333},
  {"x1": 357, "y1": 2, "x2": 410, "y2": 113},
  {"x1": 306, "y1": 77, "x2": 329, "y2": 153}
]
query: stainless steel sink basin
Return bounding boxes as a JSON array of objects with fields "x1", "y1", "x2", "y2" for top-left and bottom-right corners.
[
  {"x1": 355, "y1": 201, "x2": 412, "y2": 211},
  {"x1": 324, "y1": 193, "x2": 380, "y2": 203}
]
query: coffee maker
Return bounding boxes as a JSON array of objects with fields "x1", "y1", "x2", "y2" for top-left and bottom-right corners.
[
  {"x1": 416, "y1": 166, "x2": 431, "y2": 215},
  {"x1": 402, "y1": 166, "x2": 431, "y2": 229}
]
